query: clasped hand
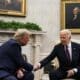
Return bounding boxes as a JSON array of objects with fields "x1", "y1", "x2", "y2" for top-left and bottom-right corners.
[
  {"x1": 16, "y1": 68, "x2": 25, "y2": 79},
  {"x1": 33, "y1": 63, "x2": 41, "y2": 71},
  {"x1": 67, "y1": 69, "x2": 75, "y2": 78}
]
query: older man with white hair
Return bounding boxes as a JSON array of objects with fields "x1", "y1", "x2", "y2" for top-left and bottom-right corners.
[
  {"x1": 0, "y1": 29, "x2": 34, "y2": 80},
  {"x1": 34, "y1": 29, "x2": 80, "y2": 80}
]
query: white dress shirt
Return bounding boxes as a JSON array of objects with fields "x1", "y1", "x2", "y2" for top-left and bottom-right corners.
[{"x1": 67, "y1": 42, "x2": 72, "y2": 61}]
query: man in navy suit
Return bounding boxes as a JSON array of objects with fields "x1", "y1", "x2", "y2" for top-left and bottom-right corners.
[
  {"x1": 34, "y1": 29, "x2": 80, "y2": 80},
  {"x1": 0, "y1": 29, "x2": 34, "y2": 80}
]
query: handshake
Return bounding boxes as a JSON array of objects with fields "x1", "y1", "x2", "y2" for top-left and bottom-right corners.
[{"x1": 33, "y1": 63, "x2": 41, "y2": 71}]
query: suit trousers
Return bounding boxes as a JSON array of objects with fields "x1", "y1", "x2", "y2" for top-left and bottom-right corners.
[
  {"x1": 2, "y1": 71, "x2": 34, "y2": 80},
  {"x1": 49, "y1": 69, "x2": 80, "y2": 80}
]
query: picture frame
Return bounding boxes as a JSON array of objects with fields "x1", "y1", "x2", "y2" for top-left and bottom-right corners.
[
  {"x1": 61, "y1": 1, "x2": 80, "y2": 33},
  {"x1": 0, "y1": 0, "x2": 26, "y2": 17}
]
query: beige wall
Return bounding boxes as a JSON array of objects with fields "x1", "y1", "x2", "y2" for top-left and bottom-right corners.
[{"x1": 0, "y1": 0, "x2": 80, "y2": 56}]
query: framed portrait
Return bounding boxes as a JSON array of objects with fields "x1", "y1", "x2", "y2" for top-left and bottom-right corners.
[
  {"x1": 61, "y1": 1, "x2": 80, "y2": 33},
  {"x1": 0, "y1": 0, "x2": 26, "y2": 16}
]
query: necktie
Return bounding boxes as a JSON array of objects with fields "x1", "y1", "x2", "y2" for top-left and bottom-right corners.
[{"x1": 65, "y1": 45, "x2": 71, "y2": 62}]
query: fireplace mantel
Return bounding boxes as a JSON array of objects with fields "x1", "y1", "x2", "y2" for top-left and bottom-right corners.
[{"x1": 0, "y1": 30, "x2": 45, "y2": 34}]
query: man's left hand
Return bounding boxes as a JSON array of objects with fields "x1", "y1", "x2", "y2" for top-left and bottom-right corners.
[{"x1": 67, "y1": 69, "x2": 75, "y2": 78}]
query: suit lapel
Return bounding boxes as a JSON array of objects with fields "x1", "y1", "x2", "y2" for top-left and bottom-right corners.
[
  {"x1": 71, "y1": 42, "x2": 77, "y2": 62},
  {"x1": 61, "y1": 44, "x2": 72, "y2": 63}
]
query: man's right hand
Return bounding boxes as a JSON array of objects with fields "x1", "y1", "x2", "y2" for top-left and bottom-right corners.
[
  {"x1": 33, "y1": 63, "x2": 41, "y2": 71},
  {"x1": 16, "y1": 68, "x2": 25, "y2": 79}
]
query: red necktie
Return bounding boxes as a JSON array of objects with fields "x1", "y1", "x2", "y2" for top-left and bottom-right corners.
[{"x1": 65, "y1": 45, "x2": 71, "y2": 62}]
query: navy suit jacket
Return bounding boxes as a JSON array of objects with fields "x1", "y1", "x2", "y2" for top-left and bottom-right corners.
[
  {"x1": 0, "y1": 39, "x2": 33, "y2": 78},
  {"x1": 40, "y1": 42, "x2": 80, "y2": 72}
]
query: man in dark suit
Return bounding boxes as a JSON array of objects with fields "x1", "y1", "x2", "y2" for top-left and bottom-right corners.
[
  {"x1": 34, "y1": 29, "x2": 80, "y2": 80},
  {"x1": 0, "y1": 29, "x2": 34, "y2": 80}
]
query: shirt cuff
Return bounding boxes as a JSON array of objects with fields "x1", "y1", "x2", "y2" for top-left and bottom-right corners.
[{"x1": 73, "y1": 68, "x2": 78, "y2": 73}]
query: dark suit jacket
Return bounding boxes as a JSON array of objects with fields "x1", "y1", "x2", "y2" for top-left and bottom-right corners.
[
  {"x1": 40, "y1": 42, "x2": 80, "y2": 72},
  {"x1": 0, "y1": 39, "x2": 33, "y2": 78}
]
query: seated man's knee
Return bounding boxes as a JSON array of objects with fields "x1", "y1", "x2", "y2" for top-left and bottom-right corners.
[
  {"x1": 49, "y1": 70, "x2": 58, "y2": 80},
  {"x1": 24, "y1": 72, "x2": 34, "y2": 80},
  {"x1": 3, "y1": 76, "x2": 17, "y2": 80},
  {"x1": 29, "y1": 72, "x2": 34, "y2": 79},
  {"x1": 49, "y1": 70, "x2": 58, "y2": 77}
]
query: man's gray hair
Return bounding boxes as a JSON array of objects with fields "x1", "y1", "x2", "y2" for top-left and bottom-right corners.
[
  {"x1": 60, "y1": 29, "x2": 71, "y2": 37},
  {"x1": 14, "y1": 29, "x2": 31, "y2": 40}
]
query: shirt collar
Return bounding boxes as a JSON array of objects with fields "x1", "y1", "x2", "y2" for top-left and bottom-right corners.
[{"x1": 67, "y1": 42, "x2": 71, "y2": 48}]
